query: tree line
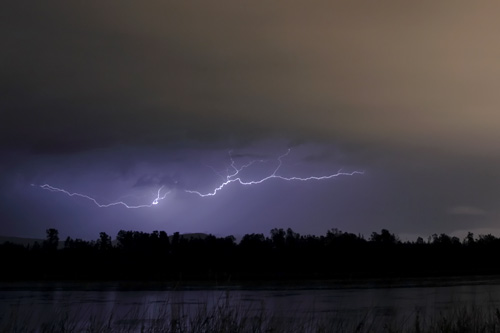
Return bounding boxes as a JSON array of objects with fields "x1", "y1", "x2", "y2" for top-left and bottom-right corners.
[{"x1": 1, "y1": 228, "x2": 500, "y2": 281}]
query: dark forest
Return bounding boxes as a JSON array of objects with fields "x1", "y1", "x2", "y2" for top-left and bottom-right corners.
[{"x1": 2, "y1": 228, "x2": 500, "y2": 282}]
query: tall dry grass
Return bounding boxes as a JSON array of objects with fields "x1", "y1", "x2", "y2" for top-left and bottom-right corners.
[{"x1": 3, "y1": 297, "x2": 500, "y2": 332}]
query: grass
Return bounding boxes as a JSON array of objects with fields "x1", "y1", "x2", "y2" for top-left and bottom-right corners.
[{"x1": 3, "y1": 297, "x2": 500, "y2": 332}]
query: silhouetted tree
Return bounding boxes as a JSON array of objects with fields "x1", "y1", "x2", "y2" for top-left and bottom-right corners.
[
  {"x1": 64, "y1": 236, "x2": 72, "y2": 249},
  {"x1": 97, "y1": 232, "x2": 112, "y2": 251},
  {"x1": 240, "y1": 233, "x2": 266, "y2": 247},
  {"x1": 464, "y1": 232, "x2": 475, "y2": 245},
  {"x1": 43, "y1": 228, "x2": 59, "y2": 250},
  {"x1": 270, "y1": 228, "x2": 286, "y2": 249},
  {"x1": 478, "y1": 234, "x2": 497, "y2": 246},
  {"x1": 370, "y1": 229, "x2": 397, "y2": 245}
]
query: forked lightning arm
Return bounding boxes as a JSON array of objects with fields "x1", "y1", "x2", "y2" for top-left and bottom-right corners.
[
  {"x1": 35, "y1": 150, "x2": 363, "y2": 208},
  {"x1": 35, "y1": 184, "x2": 169, "y2": 208},
  {"x1": 185, "y1": 149, "x2": 364, "y2": 197}
]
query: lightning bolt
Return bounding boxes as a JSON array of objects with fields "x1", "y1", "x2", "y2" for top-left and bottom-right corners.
[
  {"x1": 34, "y1": 149, "x2": 363, "y2": 208},
  {"x1": 34, "y1": 184, "x2": 169, "y2": 208},
  {"x1": 185, "y1": 149, "x2": 364, "y2": 197}
]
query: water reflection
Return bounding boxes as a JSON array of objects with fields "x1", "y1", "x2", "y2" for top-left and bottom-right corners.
[{"x1": 2, "y1": 277, "x2": 500, "y2": 327}]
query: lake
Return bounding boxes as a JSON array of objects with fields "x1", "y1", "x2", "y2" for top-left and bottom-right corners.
[{"x1": 2, "y1": 276, "x2": 500, "y2": 331}]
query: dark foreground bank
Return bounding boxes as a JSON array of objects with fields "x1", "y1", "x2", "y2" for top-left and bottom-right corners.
[{"x1": 2, "y1": 298, "x2": 500, "y2": 333}]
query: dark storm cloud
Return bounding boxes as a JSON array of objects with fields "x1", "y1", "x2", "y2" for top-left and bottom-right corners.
[
  {"x1": 0, "y1": 1, "x2": 289, "y2": 153},
  {"x1": 3, "y1": 1, "x2": 500, "y2": 156}
]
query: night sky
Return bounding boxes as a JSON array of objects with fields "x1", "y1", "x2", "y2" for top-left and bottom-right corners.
[{"x1": 2, "y1": 2, "x2": 500, "y2": 240}]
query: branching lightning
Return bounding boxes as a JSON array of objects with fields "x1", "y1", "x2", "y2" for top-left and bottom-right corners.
[
  {"x1": 34, "y1": 149, "x2": 363, "y2": 208},
  {"x1": 34, "y1": 184, "x2": 169, "y2": 208},
  {"x1": 185, "y1": 149, "x2": 364, "y2": 197}
]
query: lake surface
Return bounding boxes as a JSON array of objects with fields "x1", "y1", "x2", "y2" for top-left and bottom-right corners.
[{"x1": 2, "y1": 276, "x2": 500, "y2": 329}]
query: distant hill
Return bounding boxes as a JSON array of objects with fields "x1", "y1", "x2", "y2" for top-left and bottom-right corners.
[
  {"x1": 0, "y1": 233, "x2": 210, "y2": 247},
  {"x1": 0, "y1": 236, "x2": 45, "y2": 247}
]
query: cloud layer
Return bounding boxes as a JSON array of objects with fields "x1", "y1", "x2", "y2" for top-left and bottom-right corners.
[
  {"x1": 2, "y1": 2, "x2": 500, "y2": 239},
  {"x1": 3, "y1": 1, "x2": 500, "y2": 155}
]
